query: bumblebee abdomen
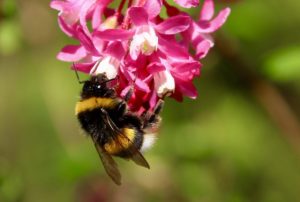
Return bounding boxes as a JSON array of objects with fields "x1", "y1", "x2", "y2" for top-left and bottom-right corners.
[
  {"x1": 75, "y1": 97, "x2": 119, "y2": 115},
  {"x1": 104, "y1": 128, "x2": 134, "y2": 154},
  {"x1": 104, "y1": 127, "x2": 144, "y2": 157}
]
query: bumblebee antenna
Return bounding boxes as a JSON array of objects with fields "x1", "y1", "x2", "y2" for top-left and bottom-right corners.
[{"x1": 73, "y1": 63, "x2": 86, "y2": 84}]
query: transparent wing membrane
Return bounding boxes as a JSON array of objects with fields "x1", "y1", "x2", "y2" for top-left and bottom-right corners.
[{"x1": 92, "y1": 137, "x2": 122, "y2": 185}]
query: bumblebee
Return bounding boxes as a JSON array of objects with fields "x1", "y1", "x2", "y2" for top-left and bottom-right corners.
[{"x1": 75, "y1": 74, "x2": 163, "y2": 185}]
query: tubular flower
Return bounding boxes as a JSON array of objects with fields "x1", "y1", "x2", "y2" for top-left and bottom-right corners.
[
  {"x1": 182, "y1": 0, "x2": 231, "y2": 59},
  {"x1": 130, "y1": 25, "x2": 158, "y2": 59},
  {"x1": 50, "y1": 0, "x2": 230, "y2": 113}
]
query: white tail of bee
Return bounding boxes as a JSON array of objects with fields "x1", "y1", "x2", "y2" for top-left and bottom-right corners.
[{"x1": 141, "y1": 133, "x2": 157, "y2": 152}]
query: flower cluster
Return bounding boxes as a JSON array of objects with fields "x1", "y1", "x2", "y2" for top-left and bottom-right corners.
[{"x1": 51, "y1": 0, "x2": 230, "y2": 113}]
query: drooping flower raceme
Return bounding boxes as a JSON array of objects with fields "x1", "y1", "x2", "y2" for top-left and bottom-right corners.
[{"x1": 50, "y1": 0, "x2": 230, "y2": 113}]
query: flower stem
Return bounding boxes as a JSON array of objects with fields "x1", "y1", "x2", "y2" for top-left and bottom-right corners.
[
  {"x1": 128, "y1": 0, "x2": 133, "y2": 7},
  {"x1": 121, "y1": 0, "x2": 133, "y2": 29},
  {"x1": 163, "y1": 0, "x2": 180, "y2": 16},
  {"x1": 117, "y1": 0, "x2": 127, "y2": 16}
]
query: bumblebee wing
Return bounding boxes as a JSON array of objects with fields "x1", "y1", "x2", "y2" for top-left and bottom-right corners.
[
  {"x1": 129, "y1": 151, "x2": 150, "y2": 169},
  {"x1": 101, "y1": 108, "x2": 150, "y2": 169},
  {"x1": 93, "y1": 138, "x2": 122, "y2": 185}
]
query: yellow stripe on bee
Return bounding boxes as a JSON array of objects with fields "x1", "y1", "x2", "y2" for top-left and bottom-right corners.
[
  {"x1": 75, "y1": 97, "x2": 118, "y2": 115},
  {"x1": 104, "y1": 128, "x2": 135, "y2": 155}
]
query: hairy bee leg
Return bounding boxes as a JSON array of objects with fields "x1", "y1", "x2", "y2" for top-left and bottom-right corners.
[
  {"x1": 103, "y1": 88, "x2": 116, "y2": 97},
  {"x1": 143, "y1": 99, "x2": 164, "y2": 131},
  {"x1": 154, "y1": 99, "x2": 164, "y2": 115},
  {"x1": 116, "y1": 101, "x2": 127, "y2": 115},
  {"x1": 114, "y1": 87, "x2": 133, "y2": 115},
  {"x1": 148, "y1": 99, "x2": 164, "y2": 124},
  {"x1": 140, "y1": 100, "x2": 164, "y2": 152}
]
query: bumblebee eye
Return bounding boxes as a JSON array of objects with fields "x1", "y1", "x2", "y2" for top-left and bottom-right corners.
[{"x1": 96, "y1": 85, "x2": 101, "y2": 89}]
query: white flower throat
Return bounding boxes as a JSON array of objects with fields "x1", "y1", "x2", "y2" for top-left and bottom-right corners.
[
  {"x1": 130, "y1": 25, "x2": 158, "y2": 59},
  {"x1": 90, "y1": 56, "x2": 120, "y2": 79}
]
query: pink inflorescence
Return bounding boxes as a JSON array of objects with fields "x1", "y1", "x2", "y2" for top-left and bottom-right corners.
[{"x1": 50, "y1": 0, "x2": 230, "y2": 113}]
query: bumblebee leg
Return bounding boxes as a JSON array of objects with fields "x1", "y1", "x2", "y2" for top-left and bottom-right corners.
[
  {"x1": 142, "y1": 99, "x2": 164, "y2": 132},
  {"x1": 140, "y1": 100, "x2": 164, "y2": 151},
  {"x1": 116, "y1": 101, "x2": 127, "y2": 115},
  {"x1": 148, "y1": 99, "x2": 164, "y2": 123},
  {"x1": 153, "y1": 99, "x2": 164, "y2": 116},
  {"x1": 103, "y1": 89, "x2": 116, "y2": 97}
]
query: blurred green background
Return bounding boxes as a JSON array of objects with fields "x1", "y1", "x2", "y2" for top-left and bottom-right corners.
[{"x1": 1, "y1": 0, "x2": 300, "y2": 201}]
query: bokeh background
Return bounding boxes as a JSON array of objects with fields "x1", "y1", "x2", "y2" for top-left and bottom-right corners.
[{"x1": 1, "y1": 0, "x2": 300, "y2": 201}]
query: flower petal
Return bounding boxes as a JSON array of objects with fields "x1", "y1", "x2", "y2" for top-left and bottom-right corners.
[
  {"x1": 90, "y1": 56, "x2": 119, "y2": 79},
  {"x1": 175, "y1": 78, "x2": 198, "y2": 98},
  {"x1": 58, "y1": 0, "x2": 88, "y2": 25},
  {"x1": 94, "y1": 29, "x2": 134, "y2": 41},
  {"x1": 200, "y1": 0, "x2": 214, "y2": 21},
  {"x1": 135, "y1": 78, "x2": 150, "y2": 93},
  {"x1": 50, "y1": 0, "x2": 66, "y2": 11},
  {"x1": 195, "y1": 38, "x2": 213, "y2": 59},
  {"x1": 104, "y1": 41, "x2": 125, "y2": 60},
  {"x1": 57, "y1": 45, "x2": 87, "y2": 62},
  {"x1": 129, "y1": 38, "x2": 141, "y2": 60},
  {"x1": 91, "y1": 4, "x2": 103, "y2": 29},
  {"x1": 120, "y1": 85, "x2": 132, "y2": 98},
  {"x1": 91, "y1": 0, "x2": 113, "y2": 29},
  {"x1": 147, "y1": 62, "x2": 166, "y2": 73},
  {"x1": 128, "y1": 7, "x2": 149, "y2": 26},
  {"x1": 72, "y1": 62, "x2": 95, "y2": 73},
  {"x1": 57, "y1": 16, "x2": 76, "y2": 37},
  {"x1": 120, "y1": 65, "x2": 136, "y2": 82},
  {"x1": 143, "y1": 0, "x2": 162, "y2": 19},
  {"x1": 171, "y1": 60, "x2": 201, "y2": 79},
  {"x1": 149, "y1": 90, "x2": 158, "y2": 110},
  {"x1": 155, "y1": 15, "x2": 191, "y2": 35},
  {"x1": 129, "y1": 25, "x2": 158, "y2": 59},
  {"x1": 158, "y1": 36, "x2": 190, "y2": 59},
  {"x1": 173, "y1": 0, "x2": 199, "y2": 8},
  {"x1": 196, "y1": 8, "x2": 231, "y2": 33},
  {"x1": 154, "y1": 70, "x2": 175, "y2": 97},
  {"x1": 79, "y1": 0, "x2": 97, "y2": 33},
  {"x1": 76, "y1": 26, "x2": 97, "y2": 53}
]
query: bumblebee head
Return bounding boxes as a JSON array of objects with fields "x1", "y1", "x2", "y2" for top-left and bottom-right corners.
[{"x1": 81, "y1": 74, "x2": 116, "y2": 99}]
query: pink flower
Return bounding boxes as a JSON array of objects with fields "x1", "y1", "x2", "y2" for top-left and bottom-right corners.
[
  {"x1": 50, "y1": 0, "x2": 113, "y2": 36},
  {"x1": 182, "y1": 0, "x2": 231, "y2": 59},
  {"x1": 144, "y1": 0, "x2": 199, "y2": 9},
  {"x1": 153, "y1": 70, "x2": 175, "y2": 97},
  {"x1": 128, "y1": 6, "x2": 190, "y2": 60},
  {"x1": 89, "y1": 42, "x2": 125, "y2": 79},
  {"x1": 55, "y1": 6, "x2": 134, "y2": 76},
  {"x1": 148, "y1": 51, "x2": 201, "y2": 102},
  {"x1": 130, "y1": 25, "x2": 158, "y2": 59},
  {"x1": 51, "y1": 0, "x2": 230, "y2": 113}
]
